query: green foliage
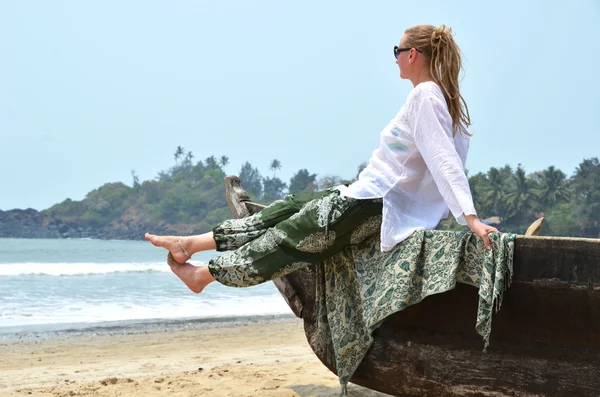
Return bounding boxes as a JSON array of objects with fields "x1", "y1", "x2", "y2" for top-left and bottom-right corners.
[
  {"x1": 532, "y1": 166, "x2": 570, "y2": 208},
  {"x1": 504, "y1": 165, "x2": 539, "y2": 222},
  {"x1": 544, "y1": 203, "x2": 582, "y2": 236},
  {"x1": 46, "y1": 198, "x2": 87, "y2": 218},
  {"x1": 46, "y1": 182, "x2": 132, "y2": 227},
  {"x1": 42, "y1": 147, "x2": 229, "y2": 229},
  {"x1": 131, "y1": 170, "x2": 140, "y2": 188},
  {"x1": 174, "y1": 146, "x2": 184, "y2": 165},
  {"x1": 570, "y1": 157, "x2": 600, "y2": 236},
  {"x1": 466, "y1": 172, "x2": 490, "y2": 215},
  {"x1": 239, "y1": 161, "x2": 262, "y2": 198},
  {"x1": 269, "y1": 159, "x2": 282, "y2": 177},
  {"x1": 464, "y1": 158, "x2": 600, "y2": 237},
  {"x1": 219, "y1": 155, "x2": 229, "y2": 168},
  {"x1": 289, "y1": 169, "x2": 317, "y2": 194},
  {"x1": 262, "y1": 176, "x2": 287, "y2": 202},
  {"x1": 205, "y1": 155, "x2": 219, "y2": 170}
]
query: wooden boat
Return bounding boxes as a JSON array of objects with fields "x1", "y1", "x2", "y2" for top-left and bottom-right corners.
[{"x1": 223, "y1": 176, "x2": 600, "y2": 397}]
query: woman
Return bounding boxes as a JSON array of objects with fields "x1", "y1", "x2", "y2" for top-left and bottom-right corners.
[{"x1": 145, "y1": 24, "x2": 498, "y2": 294}]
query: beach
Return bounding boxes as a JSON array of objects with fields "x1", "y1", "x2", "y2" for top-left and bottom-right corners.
[
  {"x1": 0, "y1": 319, "x2": 390, "y2": 397},
  {"x1": 0, "y1": 238, "x2": 389, "y2": 396}
]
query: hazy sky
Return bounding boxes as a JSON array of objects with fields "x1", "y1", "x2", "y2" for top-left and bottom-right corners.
[{"x1": 1, "y1": 1, "x2": 598, "y2": 210}]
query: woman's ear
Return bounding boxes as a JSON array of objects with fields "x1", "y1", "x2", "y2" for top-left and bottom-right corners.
[{"x1": 409, "y1": 48, "x2": 419, "y2": 64}]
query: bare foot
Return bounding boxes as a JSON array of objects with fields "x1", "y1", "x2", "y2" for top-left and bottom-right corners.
[
  {"x1": 145, "y1": 233, "x2": 190, "y2": 264},
  {"x1": 167, "y1": 253, "x2": 215, "y2": 294}
]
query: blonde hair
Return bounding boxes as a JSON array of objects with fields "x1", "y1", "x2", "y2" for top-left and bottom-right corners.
[{"x1": 404, "y1": 24, "x2": 471, "y2": 136}]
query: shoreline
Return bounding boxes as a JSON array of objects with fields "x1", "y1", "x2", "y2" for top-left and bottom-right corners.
[{"x1": 0, "y1": 313, "x2": 296, "y2": 342}]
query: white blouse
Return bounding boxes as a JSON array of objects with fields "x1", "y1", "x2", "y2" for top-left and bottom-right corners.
[{"x1": 342, "y1": 81, "x2": 477, "y2": 252}]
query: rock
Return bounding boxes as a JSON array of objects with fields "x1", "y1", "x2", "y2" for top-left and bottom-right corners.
[
  {"x1": 0, "y1": 209, "x2": 62, "y2": 238},
  {"x1": 0, "y1": 208, "x2": 206, "y2": 241}
]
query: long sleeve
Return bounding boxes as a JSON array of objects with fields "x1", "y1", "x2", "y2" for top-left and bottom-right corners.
[{"x1": 413, "y1": 95, "x2": 476, "y2": 224}]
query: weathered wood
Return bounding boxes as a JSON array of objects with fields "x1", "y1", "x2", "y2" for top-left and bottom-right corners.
[
  {"x1": 222, "y1": 176, "x2": 600, "y2": 397},
  {"x1": 283, "y1": 237, "x2": 600, "y2": 397},
  {"x1": 271, "y1": 277, "x2": 303, "y2": 318},
  {"x1": 224, "y1": 175, "x2": 251, "y2": 218}
]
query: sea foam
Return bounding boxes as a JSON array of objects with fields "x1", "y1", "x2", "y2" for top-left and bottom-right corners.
[{"x1": 0, "y1": 262, "x2": 181, "y2": 276}]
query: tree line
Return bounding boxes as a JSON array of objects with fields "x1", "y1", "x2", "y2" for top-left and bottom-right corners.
[{"x1": 45, "y1": 146, "x2": 600, "y2": 238}]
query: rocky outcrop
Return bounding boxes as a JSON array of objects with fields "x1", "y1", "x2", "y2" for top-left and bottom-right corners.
[
  {"x1": 0, "y1": 209, "x2": 188, "y2": 240},
  {"x1": 0, "y1": 209, "x2": 61, "y2": 238}
]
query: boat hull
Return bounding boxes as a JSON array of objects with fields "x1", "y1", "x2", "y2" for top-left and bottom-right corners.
[{"x1": 281, "y1": 236, "x2": 600, "y2": 397}]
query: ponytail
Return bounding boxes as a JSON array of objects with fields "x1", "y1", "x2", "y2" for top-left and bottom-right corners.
[{"x1": 404, "y1": 24, "x2": 471, "y2": 136}]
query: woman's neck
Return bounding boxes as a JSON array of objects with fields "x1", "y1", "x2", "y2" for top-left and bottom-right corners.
[{"x1": 410, "y1": 69, "x2": 435, "y2": 87}]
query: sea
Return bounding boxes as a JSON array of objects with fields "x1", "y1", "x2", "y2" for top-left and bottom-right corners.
[{"x1": 0, "y1": 238, "x2": 293, "y2": 339}]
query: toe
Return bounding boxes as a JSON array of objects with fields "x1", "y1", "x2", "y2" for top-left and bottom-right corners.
[
  {"x1": 145, "y1": 233, "x2": 163, "y2": 247},
  {"x1": 167, "y1": 252, "x2": 185, "y2": 267}
]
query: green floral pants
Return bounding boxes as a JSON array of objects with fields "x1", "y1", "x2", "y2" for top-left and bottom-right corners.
[{"x1": 208, "y1": 190, "x2": 383, "y2": 287}]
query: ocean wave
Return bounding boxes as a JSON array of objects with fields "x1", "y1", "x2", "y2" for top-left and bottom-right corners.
[
  {"x1": 0, "y1": 262, "x2": 184, "y2": 276},
  {"x1": 0, "y1": 294, "x2": 291, "y2": 329}
]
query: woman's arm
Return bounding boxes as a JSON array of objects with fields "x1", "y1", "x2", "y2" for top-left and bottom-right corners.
[
  {"x1": 413, "y1": 96, "x2": 476, "y2": 221},
  {"x1": 413, "y1": 96, "x2": 497, "y2": 250}
]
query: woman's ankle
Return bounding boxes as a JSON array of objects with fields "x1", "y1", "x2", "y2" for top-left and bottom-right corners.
[{"x1": 185, "y1": 232, "x2": 217, "y2": 254}]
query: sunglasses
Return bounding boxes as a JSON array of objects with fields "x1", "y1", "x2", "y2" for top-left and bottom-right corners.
[{"x1": 394, "y1": 46, "x2": 422, "y2": 59}]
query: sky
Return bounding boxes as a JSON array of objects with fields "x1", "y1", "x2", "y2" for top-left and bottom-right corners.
[{"x1": 0, "y1": 1, "x2": 598, "y2": 211}]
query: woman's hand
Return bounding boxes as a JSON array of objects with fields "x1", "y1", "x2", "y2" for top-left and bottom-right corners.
[{"x1": 464, "y1": 214, "x2": 499, "y2": 250}]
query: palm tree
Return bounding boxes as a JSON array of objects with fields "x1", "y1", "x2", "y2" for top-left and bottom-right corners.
[
  {"x1": 504, "y1": 165, "x2": 539, "y2": 220},
  {"x1": 467, "y1": 172, "x2": 489, "y2": 215},
  {"x1": 174, "y1": 146, "x2": 184, "y2": 165},
  {"x1": 220, "y1": 155, "x2": 230, "y2": 169},
  {"x1": 498, "y1": 164, "x2": 514, "y2": 181},
  {"x1": 130, "y1": 170, "x2": 140, "y2": 187},
  {"x1": 570, "y1": 158, "x2": 600, "y2": 236},
  {"x1": 205, "y1": 155, "x2": 218, "y2": 170},
  {"x1": 572, "y1": 157, "x2": 600, "y2": 204},
  {"x1": 185, "y1": 151, "x2": 194, "y2": 166},
  {"x1": 269, "y1": 159, "x2": 282, "y2": 177},
  {"x1": 484, "y1": 167, "x2": 506, "y2": 216},
  {"x1": 535, "y1": 166, "x2": 570, "y2": 208}
]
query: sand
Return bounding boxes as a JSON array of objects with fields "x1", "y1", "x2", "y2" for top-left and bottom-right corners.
[{"x1": 0, "y1": 319, "x2": 391, "y2": 397}]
